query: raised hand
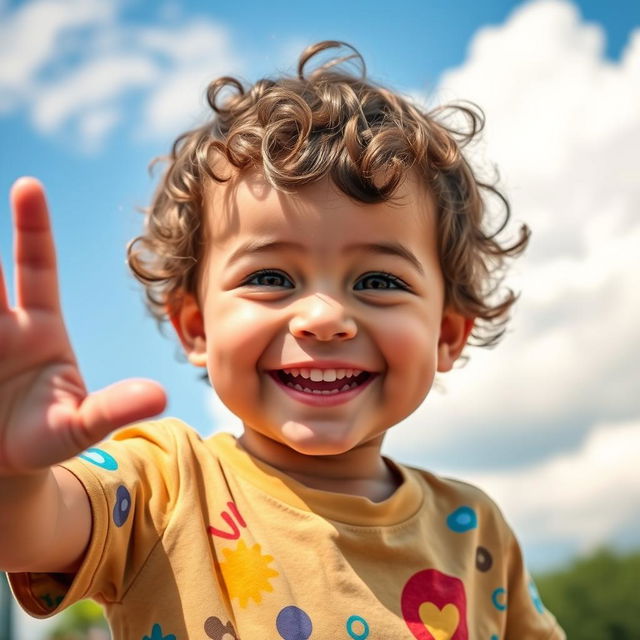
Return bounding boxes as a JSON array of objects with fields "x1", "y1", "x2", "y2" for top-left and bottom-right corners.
[{"x1": 0, "y1": 178, "x2": 166, "y2": 475}]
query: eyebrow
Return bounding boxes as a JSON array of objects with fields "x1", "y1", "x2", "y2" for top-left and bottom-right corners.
[
  {"x1": 345, "y1": 242, "x2": 425, "y2": 275},
  {"x1": 226, "y1": 238, "x2": 424, "y2": 275},
  {"x1": 226, "y1": 239, "x2": 304, "y2": 265}
]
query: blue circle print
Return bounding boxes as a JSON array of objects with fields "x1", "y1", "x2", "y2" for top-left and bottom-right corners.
[
  {"x1": 113, "y1": 485, "x2": 131, "y2": 527},
  {"x1": 346, "y1": 614, "x2": 370, "y2": 639},
  {"x1": 446, "y1": 505, "x2": 477, "y2": 532},
  {"x1": 276, "y1": 605, "x2": 312, "y2": 640},
  {"x1": 492, "y1": 587, "x2": 508, "y2": 611},
  {"x1": 79, "y1": 447, "x2": 118, "y2": 471},
  {"x1": 528, "y1": 578, "x2": 545, "y2": 613}
]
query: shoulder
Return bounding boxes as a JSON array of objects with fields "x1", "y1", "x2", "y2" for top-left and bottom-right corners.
[
  {"x1": 403, "y1": 462, "x2": 500, "y2": 506},
  {"x1": 397, "y1": 463, "x2": 566, "y2": 637},
  {"x1": 97, "y1": 417, "x2": 213, "y2": 463},
  {"x1": 401, "y1": 463, "x2": 513, "y2": 536},
  {"x1": 110, "y1": 416, "x2": 202, "y2": 447},
  {"x1": 61, "y1": 417, "x2": 214, "y2": 492},
  {"x1": 57, "y1": 419, "x2": 222, "y2": 539}
]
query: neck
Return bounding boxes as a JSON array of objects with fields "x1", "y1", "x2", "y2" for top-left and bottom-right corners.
[{"x1": 237, "y1": 431, "x2": 401, "y2": 502}]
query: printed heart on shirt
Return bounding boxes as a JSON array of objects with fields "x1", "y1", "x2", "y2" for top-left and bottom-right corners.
[
  {"x1": 418, "y1": 602, "x2": 460, "y2": 640},
  {"x1": 401, "y1": 569, "x2": 468, "y2": 640}
]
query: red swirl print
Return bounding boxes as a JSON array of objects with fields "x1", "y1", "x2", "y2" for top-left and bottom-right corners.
[
  {"x1": 401, "y1": 569, "x2": 468, "y2": 640},
  {"x1": 207, "y1": 501, "x2": 247, "y2": 540}
]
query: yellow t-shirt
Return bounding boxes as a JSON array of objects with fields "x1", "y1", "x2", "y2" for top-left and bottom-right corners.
[{"x1": 9, "y1": 418, "x2": 565, "y2": 639}]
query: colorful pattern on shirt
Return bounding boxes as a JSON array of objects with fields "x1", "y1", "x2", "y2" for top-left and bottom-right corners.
[{"x1": 9, "y1": 419, "x2": 565, "y2": 639}]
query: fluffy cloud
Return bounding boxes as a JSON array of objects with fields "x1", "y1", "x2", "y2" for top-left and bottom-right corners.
[
  {"x1": 137, "y1": 21, "x2": 240, "y2": 138},
  {"x1": 32, "y1": 55, "x2": 158, "y2": 133},
  {"x1": 385, "y1": 0, "x2": 640, "y2": 464},
  {"x1": 0, "y1": 0, "x2": 116, "y2": 105},
  {"x1": 382, "y1": 0, "x2": 640, "y2": 565},
  {"x1": 0, "y1": 0, "x2": 242, "y2": 147},
  {"x1": 464, "y1": 419, "x2": 640, "y2": 569}
]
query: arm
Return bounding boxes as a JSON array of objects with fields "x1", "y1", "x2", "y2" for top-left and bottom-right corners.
[
  {"x1": 0, "y1": 178, "x2": 166, "y2": 574},
  {"x1": 0, "y1": 468, "x2": 90, "y2": 573}
]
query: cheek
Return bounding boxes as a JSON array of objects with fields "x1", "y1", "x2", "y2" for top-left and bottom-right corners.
[
  {"x1": 378, "y1": 314, "x2": 439, "y2": 391},
  {"x1": 203, "y1": 301, "x2": 279, "y2": 377}
]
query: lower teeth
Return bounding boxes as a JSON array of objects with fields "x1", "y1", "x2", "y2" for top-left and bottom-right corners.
[{"x1": 288, "y1": 382, "x2": 357, "y2": 394}]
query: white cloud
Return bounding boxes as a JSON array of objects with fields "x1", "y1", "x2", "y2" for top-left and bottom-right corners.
[
  {"x1": 0, "y1": 0, "x2": 243, "y2": 147},
  {"x1": 32, "y1": 55, "x2": 158, "y2": 132},
  {"x1": 0, "y1": 0, "x2": 116, "y2": 93},
  {"x1": 384, "y1": 0, "x2": 640, "y2": 473},
  {"x1": 139, "y1": 22, "x2": 241, "y2": 138},
  {"x1": 463, "y1": 420, "x2": 640, "y2": 567},
  {"x1": 137, "y1": 20, "x2": 231, "y2": 65}
]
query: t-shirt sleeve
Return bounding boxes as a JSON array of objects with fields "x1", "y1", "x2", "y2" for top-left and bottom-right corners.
[
  {"x1": 502, "y1": 527, "x2": 566, "y2": 640},
  {"x1": 436, "y1": 475, "x2": 567, "y2": 640},
  {"x1": 8, "y1": 419, "x2": 185, "y2": 618}
]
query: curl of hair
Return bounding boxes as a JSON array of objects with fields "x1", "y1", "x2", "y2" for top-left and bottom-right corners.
[{"x1": 128, "y1": 40, "x2": 529, "y2": 348}]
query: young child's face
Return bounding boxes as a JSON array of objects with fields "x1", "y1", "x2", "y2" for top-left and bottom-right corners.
[{"x1": 173, "y1": 170, "x2": 471, "y2": 458}]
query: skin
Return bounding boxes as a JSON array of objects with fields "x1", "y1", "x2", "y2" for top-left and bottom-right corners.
[{"x1": 172, "y1": 170, "x2": 473, "y2": 501}]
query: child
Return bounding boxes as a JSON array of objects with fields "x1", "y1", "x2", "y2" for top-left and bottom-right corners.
[{"x1": 1, "y1": 41, "x2": 565, "y2": 639}]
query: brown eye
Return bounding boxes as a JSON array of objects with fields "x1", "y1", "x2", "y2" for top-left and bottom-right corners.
[{"x1": 244, "y1": 270, "x2": 293, "y2": 288}]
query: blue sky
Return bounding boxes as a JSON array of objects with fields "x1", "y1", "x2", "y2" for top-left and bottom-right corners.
[{"x1": 2, "y1": 2, "x2": 640, "y2": 634}]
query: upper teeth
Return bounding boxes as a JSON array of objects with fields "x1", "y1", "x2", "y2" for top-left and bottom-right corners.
[{"x1": 282, "y1": 368, "x2": 362, "y2": 381}]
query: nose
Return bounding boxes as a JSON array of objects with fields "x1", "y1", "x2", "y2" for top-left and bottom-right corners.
[{"x1": 289, "y1": 293, "x2": 357, "y2": 341}]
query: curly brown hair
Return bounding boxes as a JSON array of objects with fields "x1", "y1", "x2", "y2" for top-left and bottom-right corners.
[{"x1": 128, "y1": 40, "x2": 528, "y2": 348}]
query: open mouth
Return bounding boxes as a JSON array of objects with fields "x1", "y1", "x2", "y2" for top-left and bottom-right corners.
[{"x1": 270, "y1": 368, "x2": 374, "y2": 395}]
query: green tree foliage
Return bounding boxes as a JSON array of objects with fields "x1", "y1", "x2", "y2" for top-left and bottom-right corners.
[
  {"x1": 48, "y1": 599, "x2": 109, "y2": 640},
  {"x1": 536, "y1": 547, "x2": 640, "y2": 640}
]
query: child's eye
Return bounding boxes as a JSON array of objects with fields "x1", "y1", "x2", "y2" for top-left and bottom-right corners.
[
  {"x1": 243, "y1": 269, "x2": 294, "y2": 288},
  {"x1": 354, "y1": 272, "x2": 409, "y2": 291}
]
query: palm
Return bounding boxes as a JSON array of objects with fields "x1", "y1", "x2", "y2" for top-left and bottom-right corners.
[{"x1": 0, "y1": 178, "x2": 166, "y2": 474}]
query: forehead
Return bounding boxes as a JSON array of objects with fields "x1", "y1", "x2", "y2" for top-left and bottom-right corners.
[{"x1": 203, "y1": 170, "x2": 437, "y2": 253}]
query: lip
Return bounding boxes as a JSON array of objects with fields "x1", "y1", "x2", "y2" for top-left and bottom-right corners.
[
  {"x1": 267, "y1": 370, "x2": 378, "y2": 407},
  {"x1": 270, "y1": 360, "x2": 374, "y2": 371}
]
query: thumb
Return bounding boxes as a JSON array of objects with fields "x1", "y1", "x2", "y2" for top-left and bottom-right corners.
[{"x1": 78, "y1": 379, "x2": 167, "y2": 445}]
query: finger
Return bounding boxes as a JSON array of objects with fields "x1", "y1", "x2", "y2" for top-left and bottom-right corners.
[
  {"x1": 0, "y1": 248, "x2": 8, "y2": 311},
  {"x1": 76, "y1": 379, "x2": 167, "y2": 447},
  {"x1": 0, "y1": 184, "x2": 14, "y2": 311},
  {"x1": 10, "y1": 177, "x2": 61, "y2": 311}
]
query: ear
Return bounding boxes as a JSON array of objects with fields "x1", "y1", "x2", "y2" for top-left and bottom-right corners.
[
  {"x1": 168, "y1": 292, "x2": 208, "y2": 367},
  {"x1": 437, "y1": 309, "x2": 474, "y2": 373}
]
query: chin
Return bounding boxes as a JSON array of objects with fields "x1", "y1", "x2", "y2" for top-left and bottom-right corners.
[{"x1": 280, "y1": 421, "x2": 362, "y2": 457}]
